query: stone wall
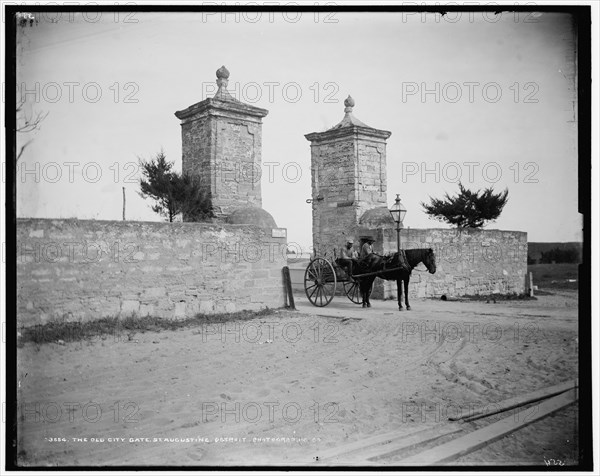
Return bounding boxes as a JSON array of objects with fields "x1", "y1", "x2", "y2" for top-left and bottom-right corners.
[
  {"x1": 17, "y1": 219, "x2": 287, "y2": 328},
  {"x1": 178, "y1": 108, "x2": 214, "y2": 203},
  {"x1": 304, "y1": 99, "x2": 527, "y2": 300},
  {"x1": 371, "y1": 227, "x2": 528, "y2": 299},
  {"x1": 356, "y1": 141, "x2": 388, "y2": 217}
]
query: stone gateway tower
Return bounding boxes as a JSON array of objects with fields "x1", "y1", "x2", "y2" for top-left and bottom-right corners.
[
  {"x1": 305, "y1": 96, "x2": 527, "y2": 302},
  {"x1": 175, "y1": 66, "x2": 272, "y2": 223},
  {"x1": 305, "y1": 96, "x2": 392, "y2": 255}
]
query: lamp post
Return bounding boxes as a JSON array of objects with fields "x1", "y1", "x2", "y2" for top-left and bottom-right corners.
[{"x1": 389, "y1": 194, "x2": 407, "y2": 254}]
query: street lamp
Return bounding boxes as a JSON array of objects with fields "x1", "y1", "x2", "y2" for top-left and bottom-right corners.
[{"x1": 389, "y1": 194, "x2": 407, "y2": 253}]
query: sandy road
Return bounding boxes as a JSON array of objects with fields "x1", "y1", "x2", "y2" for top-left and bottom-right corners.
[{"x1": 15, "y1": 290, "x2": 579, "y2": 466}]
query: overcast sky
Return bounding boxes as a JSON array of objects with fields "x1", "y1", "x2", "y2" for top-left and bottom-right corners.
[{"x1": 14, "y1": 9, "x2": 582, "y2": 249}]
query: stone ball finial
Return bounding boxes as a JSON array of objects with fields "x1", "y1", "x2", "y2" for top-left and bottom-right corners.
[
  {"x1": 344, "y1": 95, "x2": 355, "y2": 112},
  {"x1": 216, "y1": 65, "x2": 230, "y2": 80}
]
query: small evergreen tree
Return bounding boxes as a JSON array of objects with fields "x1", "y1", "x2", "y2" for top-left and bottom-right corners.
[
  {"x1": 139, "y1": 150, "x2": 178, "y2": 222},
  {"x1": 421, "y1": 182, "x2": 509, "y2": 228},
  {"x1": 172, "y1": 173, "x2": 213, "y2": 222},
  {"x1": 138, "y1": 150, "x2": 212, "y2": 222}
]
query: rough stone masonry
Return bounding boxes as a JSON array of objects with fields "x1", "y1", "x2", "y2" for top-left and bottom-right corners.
[
  {"x1": 305, "y1": 95, "x2": 391, "y2": 256},
  {"x1": 305, "y1": 96, "x2": 527, "y2": 298},
  {"x1": 17, "y1": 219, "x2": 287, "y2": 327},
  {"x1": 175, "y1": 65, "x2": 269, "y2": 220},
  {"x1": 17, "y1": 66, "x2": 287, "y2": 327}
]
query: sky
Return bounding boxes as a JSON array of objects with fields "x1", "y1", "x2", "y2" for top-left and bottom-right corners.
[{"x1": 12, "y1": 8, "x2": 585, "y2": 250}]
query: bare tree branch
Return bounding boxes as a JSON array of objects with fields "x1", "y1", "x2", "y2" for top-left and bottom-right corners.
[
  {"x1": 17, "y1": 139, "x2": 33, "y2": 162},
  {"x1": 15, "y1": 97, "x2": 49, "y2": 161}
]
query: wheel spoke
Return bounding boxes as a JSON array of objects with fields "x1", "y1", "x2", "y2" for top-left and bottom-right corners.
[
  {"x1": 314, "y1": 285, "x2": 321, "y2": 305},
  {"x1": 344, "y1": 280, "x2": 361, "y2": 304},
  {"x1": 325, "y1": 284, "x2": 334, "y2": 302},
  {"x1": 321, "y1": 286, "x2": 328, "y2": 305},
  {"x1": 316, "y1": 263, "x2": 323, "y2": 281},
  {"x1": 305, "y1": 258, "x2": 336, "y2": 307},
  {"x1": 305, "y1": 283, "x2": 318, "y2": 292}
]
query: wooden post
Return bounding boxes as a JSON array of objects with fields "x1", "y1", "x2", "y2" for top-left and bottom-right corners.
[
  {"x1": 282, "y1": 266, "x2": 295, "y2": 310},
  {"x1": 529, "y1": 271, "x2": 534, "y2": 297},
  {"x1": 122, "y1": 187, "x2": 126, "y2": 221}
]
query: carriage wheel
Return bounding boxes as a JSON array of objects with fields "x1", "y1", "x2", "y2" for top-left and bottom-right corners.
[
  {"x1": 343, "y1": 280, "x2": 362, "y2": 305},
  {"x1": 304, "y1": 258, "x2": 336, "y2": 307}
]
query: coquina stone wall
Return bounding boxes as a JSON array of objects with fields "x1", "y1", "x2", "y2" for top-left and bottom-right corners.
[
  {"x1": 303, "y1": 96, "x2": 527, "y2": 300},
  {"x1": 368, "y1": 227, "x2": 528, "y2": 299},
  {"x1": 17, "y1": 219, "x2": 287, "y2": 328}
]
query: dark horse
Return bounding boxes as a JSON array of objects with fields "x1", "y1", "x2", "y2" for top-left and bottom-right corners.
[{"x1": 355, "y1": 248, "x2": 436, "y2": 310}]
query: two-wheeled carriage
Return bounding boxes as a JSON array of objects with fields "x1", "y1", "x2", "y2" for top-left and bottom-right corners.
[
  {"x1": 303, "y1": 248, "x2": 435, "y2": 309},
  {"x1": 303, "y1": 256, "x2": 362, "y2": 307}
]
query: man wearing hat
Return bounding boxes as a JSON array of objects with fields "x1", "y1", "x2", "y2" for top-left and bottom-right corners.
[
  {"x1": 360, "y1": 237, "x2": 376, "y2": 259},
  {"x1": 337, "y1": 239, "x2": 358, "y2": 279}
]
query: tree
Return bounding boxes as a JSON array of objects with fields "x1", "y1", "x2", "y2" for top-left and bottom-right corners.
[
  {"x1": 16, "y1": 14, "x2": 47, "y2": 162},
  {"x1": 16, "y1": 98, "x2": 49, "y2": 162},
  {"x1": 540, "y1": 247, "x2": 579, "y2": 264},
  {"x1": 172, "y1": 173, "x2": 213, "y2": 222},
  {"x1": 138, "y1": 150, "x2": 212, "y2": 222},
  {"x1": 421, "y1": 182, "x2": 509, "y2": 228}
]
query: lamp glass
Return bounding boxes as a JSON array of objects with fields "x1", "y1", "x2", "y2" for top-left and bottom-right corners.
[{"x1": 389, "y1": 195, "x2": 407, "y2": 224}]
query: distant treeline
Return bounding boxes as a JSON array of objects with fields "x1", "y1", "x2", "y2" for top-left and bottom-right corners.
[{"x1": 527, "y1": 242, "x2": 582, "y2": 264}]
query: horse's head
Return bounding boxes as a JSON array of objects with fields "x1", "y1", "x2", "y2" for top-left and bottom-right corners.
[{"x1": 423, "y1": 248, "x2": 436, "y2": 274}]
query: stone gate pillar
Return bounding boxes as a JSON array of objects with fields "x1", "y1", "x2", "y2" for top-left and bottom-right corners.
[
  {"x1": 175, "y1": 66, "x2": 269, "y2": 220},
  {"x1": 305, "y1": 96, "x2": 392, "y2": 256}
]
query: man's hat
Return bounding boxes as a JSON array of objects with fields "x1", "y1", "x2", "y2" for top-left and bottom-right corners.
[{"x1": 346, "y1": 239, "x2": 354, "y2": 244}]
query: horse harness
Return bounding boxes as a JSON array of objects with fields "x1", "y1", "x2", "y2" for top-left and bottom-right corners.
[{"x1": 383, "y1": 250, "x2": 412, "y2": 274}]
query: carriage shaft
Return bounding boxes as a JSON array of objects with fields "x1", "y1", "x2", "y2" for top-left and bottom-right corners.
[{"x1": 351, "y1": 266, "x2": 406, "y2": 278}]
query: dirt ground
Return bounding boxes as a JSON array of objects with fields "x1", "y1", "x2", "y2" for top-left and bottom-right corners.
[{"x1": 15, "y1": 289, "x2": 580, "y2": 467}]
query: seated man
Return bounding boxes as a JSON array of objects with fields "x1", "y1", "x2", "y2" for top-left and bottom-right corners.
[
  {"x1": 360, "y1": 237, "x2": 375, "y2": 259},
  {"x1": 337, "y1": 239, "x2": 358, "y2": 279}
]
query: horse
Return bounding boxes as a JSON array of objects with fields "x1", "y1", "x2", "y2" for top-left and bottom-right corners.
[{"x1": 355, "y1": 248, "x2": 436, "y2": 310}]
